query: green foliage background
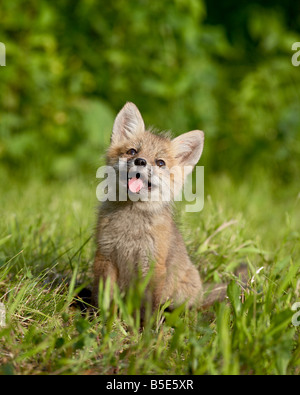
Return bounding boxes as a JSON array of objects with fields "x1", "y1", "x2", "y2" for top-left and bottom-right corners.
[
  {"x1": 0, "y1": 1, "x2": 300, "y2": 375},
  {"x1": 0, "y1": 0, "x2": 299, "y2": 183}
]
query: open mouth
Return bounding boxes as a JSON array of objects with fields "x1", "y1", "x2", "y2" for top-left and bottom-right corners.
[{"x1": 128, "y1": 172, "x2": 152, "y2": 193}]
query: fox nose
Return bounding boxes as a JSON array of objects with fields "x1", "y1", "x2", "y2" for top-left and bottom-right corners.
[{"x1": 134, "y1": 158, "x2": 147, "y2": 167}]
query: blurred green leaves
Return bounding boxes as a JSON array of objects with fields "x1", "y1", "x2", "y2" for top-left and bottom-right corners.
[{"x1": 0, "y1": 0, "x2": 299, "y2": 183}]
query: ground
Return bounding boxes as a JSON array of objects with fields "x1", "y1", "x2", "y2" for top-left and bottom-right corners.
[{"x1": 0, "y1": 174, "x2": 299, "y2": 374}]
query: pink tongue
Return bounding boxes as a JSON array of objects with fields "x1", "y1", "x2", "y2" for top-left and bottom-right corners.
[{"x1": 128, "y1": 177, "x2": 144, "y2": 193}]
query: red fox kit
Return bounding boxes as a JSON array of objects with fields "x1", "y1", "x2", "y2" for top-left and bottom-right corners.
[{"x1": 93, "y1": 102, "x2": 221, "y2": 312}]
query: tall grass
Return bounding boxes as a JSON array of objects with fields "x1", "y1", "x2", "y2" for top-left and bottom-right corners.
[{"x1": 0, "y1": 175, "x2": 299, "y2": 374}]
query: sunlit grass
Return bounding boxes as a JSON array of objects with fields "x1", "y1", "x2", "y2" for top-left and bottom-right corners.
[{"x1": 0, "y1": 174, "x2": 299, "y2": 374}]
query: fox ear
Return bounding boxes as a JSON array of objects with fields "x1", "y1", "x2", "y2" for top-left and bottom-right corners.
[
  {"x1": 111, "y1": 102, "x2": 145, "y2": 144},
  {"x1": 172, "y1": 130, "x2": 204, "y2": 168}
]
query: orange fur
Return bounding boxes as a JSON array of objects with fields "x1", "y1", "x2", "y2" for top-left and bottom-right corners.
[{"x1": 93, "y1": 102, "x2": 205, "y2": 313}]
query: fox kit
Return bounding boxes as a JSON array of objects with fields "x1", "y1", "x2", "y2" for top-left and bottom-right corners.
[{"x1": 93, "y1": 102, "x2": 207, "y2": 312}]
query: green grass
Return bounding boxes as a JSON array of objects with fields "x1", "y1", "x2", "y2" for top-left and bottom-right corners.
[{"x1": 0, "y1": 174, "x2": 299, "y2": 375}]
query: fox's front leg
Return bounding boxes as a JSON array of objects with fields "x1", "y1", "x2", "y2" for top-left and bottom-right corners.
[
  {"x1": 138, "y1": 264, "x2": 167, "y2": 327},
  {"x1": 149, "y1": 228, "x2": 171, "y2": 311},
  {"x1": 148, "y1": 265, "x2": 167, "y2": 311},
  {"x1": 92, "y1": 249, "x2": 118, "y2": 307}
]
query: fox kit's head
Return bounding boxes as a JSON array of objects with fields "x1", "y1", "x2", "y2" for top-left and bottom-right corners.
[{"x1": 105, "y1": 102, "x2": 204, "y2": 211}]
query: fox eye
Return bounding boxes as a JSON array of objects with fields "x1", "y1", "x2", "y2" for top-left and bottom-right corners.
[
  {"x1": 156, "y1": 159, "x2": 166, "y2": 167},
  {"x1": 126, "y1": 148, "x2": 137, "y2": 156}
]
